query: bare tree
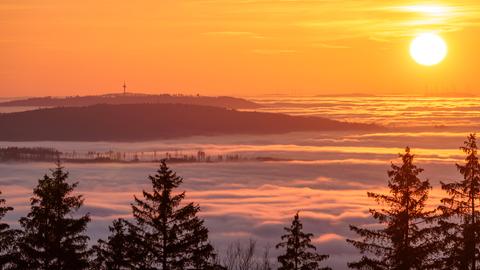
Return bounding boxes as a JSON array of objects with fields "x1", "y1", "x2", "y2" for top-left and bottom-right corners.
[{"x1": 221, "y1": 240, "x2": 274, "y2": 270}]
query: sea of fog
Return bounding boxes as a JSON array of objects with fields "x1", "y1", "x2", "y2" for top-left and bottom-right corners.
[
  {"x1": 1, "y1": 96, "x2": 480, "y2": 269},
  {"x1": 246, "y1": 95, "x2": 480, "y2": 129},
  {"x1": 0, "y1": 131, "x2": 473, "y2": 269}
]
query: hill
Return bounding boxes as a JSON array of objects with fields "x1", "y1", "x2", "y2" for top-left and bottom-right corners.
[
  {"x1": 0, "y1": 103, "x2": 380, "y2": 141},
  {"x1": 0, "y1": 93, "x2": 259, "y2": 109}
]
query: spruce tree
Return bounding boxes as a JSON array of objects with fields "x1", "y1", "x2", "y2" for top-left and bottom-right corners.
[
  {"x1": 131, "y1": 160, "x2": 218, "y2": 269},
  {"x1": 0, "y1": 190, "x2": 17, "y2": 268},
  {"x1": 18, "y1": 162, "x2": 90, "y2": 270},
  {"x1": 276, "y1": 212, "x2": 330, "y2": 270},
  {"x1": 91, "y1": 218, "x2": 148, "y2": 270},
  {"x1": 438, "y1": 133, "x2": 480, "y2": 269},
  {"x1": 347, "y1": 147, "x2": 437, "y2": 269}
]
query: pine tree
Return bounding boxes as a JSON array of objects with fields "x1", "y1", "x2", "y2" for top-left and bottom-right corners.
[
  {"x1": 438, "y1": 133, "x2": 480, "y2": 270},
  {"x1": 276, "y1": 212, "x2": 330, "y2": 270},
  {"x1": 91, "y1": 218, "x2": 148, "y2": 270},
  {"x1": 347, "y1": 147, "x2": 437, "y2": 269},
  {"x1": 131, "y1": 160, "x2": 218, "y2": 269},
  {"x1": 18, "y1": 162, "x2": 91, "y2": 270},
  {"x1": 0, "y1": 190, "x2": 18, "y2": 268}
]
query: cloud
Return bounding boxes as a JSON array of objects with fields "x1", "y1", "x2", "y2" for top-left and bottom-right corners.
[
  {"x1": 293, "y1": 1, "x2": 480, "y2": 41},
  {"x1": 203, "y1": 31, "x2": 265, "y2": 39},
  {"x1": 314, "y1": 43, "x2": 350, "y2": 49},
  {"x1": 0, "y1": 129, "x2": 472, "y2": 269},
  {"x1": 314, "y1": 233, "x2": 345, "y2": 244},
  {"x1": 251, "y1": 49, "x2": 296, "y2": 54}
]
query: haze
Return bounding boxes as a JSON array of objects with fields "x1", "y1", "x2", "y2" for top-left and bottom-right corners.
[
  {"x1": 2, "y1": 1, "x2": 480, "y2": 269},
  {"x1": 2, "y1": 0, "x2": 480, "y2": 97}
]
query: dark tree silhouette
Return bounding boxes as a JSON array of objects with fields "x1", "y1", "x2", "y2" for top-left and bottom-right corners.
[
  {"x1": 131, "y1": 160, "x2": 219, "y2": 269},
  {"x1": 0, "y1": 190, "x2": 18, "y2": 268},
  {"x1": 347, "y1": 147, "x2": 437, "y2": 269},
  {"x1": 276, "y1": 212, "x2": 330, "y2": 270},
  {"x1": 222, "y1": 240, "x2": 272, "y2": 270},
  {"x1": 438, "y1": 133, "x2": 480, "y2": 270},
  {"x1": 91, "y1": 218, "x2": 148, "y2": 270},
  {"x1": 18, "y1": 162, "x2": 90, "y2": 270}
]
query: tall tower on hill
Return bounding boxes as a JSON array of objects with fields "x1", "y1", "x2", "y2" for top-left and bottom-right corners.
[{"x1": 123, "y1": 81, "x2": 127, "y2": 95}]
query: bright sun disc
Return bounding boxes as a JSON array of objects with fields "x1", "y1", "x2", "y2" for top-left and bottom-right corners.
[{"x1": 410, "y1": 33, "x2": 447, "y2": 66}]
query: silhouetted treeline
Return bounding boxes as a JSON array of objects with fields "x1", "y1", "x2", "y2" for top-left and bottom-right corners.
[
  {"x1": 0, "y1": 190, "x2": 17, "y2": 267},
  {"x1": 347, "y1": 147, "x2": 438, "y2": 269},
  {"x1": 0, "y1": 94, "x2": 260, "y2": 109},
  {"x1": 19, "y1": 162, "x2": 91, "y2": 269},
  {"x1": 91, "y1": 161, "x2": 221, "y2": 269},
  {"x1": 1, "y1": 134, "x2": 480, "y2": 269},
  {"x1": 277, "y1": 212, "x2": 330, "y2": 270},
  {"x1": 0, "y1": 103, "x2": 379, "y2": 141},
  {"x1": 347, "y1": 133, "x2": 480, "y2": 270},
  {"x1": 0, "y1": 147, "x2": 60, "y2": 162},
  {"x1": 0, "y1": 159, "x2": 328, "y2": 269},
  {"x1": 0, "y1": 147, "x2": 285, "y2": 164}
]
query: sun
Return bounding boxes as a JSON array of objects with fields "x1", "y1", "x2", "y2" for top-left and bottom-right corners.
[{"x1": 410, "y1": 33, "x2": 447, "y2": 66}]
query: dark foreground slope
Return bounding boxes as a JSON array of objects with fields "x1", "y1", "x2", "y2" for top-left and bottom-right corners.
[
  {"x1": 0, "y1": 93, "x2": 259, "y2": 109},
  {"x1": 0, "y1": 104, "x2": 379, "y2": 141}
]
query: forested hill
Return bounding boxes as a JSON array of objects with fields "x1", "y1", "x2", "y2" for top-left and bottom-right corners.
[
  {"x1": 0, "y1": 93, "x2": 259, "y2": 109},
  {"x1": 0, "y1": 103, "x2": 380, "y2": 141}
]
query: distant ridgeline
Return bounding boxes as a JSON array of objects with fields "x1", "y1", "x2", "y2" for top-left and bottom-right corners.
[
  {"x1": 0, "y1": 146, "x2": 287, "y2": 163},
  {"x1": 0, "y1": 93, "x2": 259, "y2": 109},
  {"x1": 0, "y1": 147, "x2": 60, "y2": 162},
  {"x1": 0, "y1": 103, "x2": 379, "y2": 141}
]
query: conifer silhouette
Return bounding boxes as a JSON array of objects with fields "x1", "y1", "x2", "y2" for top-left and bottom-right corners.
[
  {"x1": 131, "y1": 160, "x2": 219, "y2": 269},
  {"x1": 347, "y1": 147, "x2": 437, "y2": 269},
  {"x1": 438, "y1": 133, "x2": 480, "y2": 269},
  {"x1": 0, "y1": 190, "x2": 18, "y2": 268},
  {"x1": 91, "y1": 218, "x2": 148, "y2": 270},
  {"x1": 276, "y1": 212, "x2": 330, "y2": 270},
  {"x1": 18, "y1": 162, "x2": 90, "y2": 270}
]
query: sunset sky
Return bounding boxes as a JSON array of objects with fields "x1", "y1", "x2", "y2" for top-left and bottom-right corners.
[{"x1": 2, "y1": 0, "x2": 480, "y2": 97}]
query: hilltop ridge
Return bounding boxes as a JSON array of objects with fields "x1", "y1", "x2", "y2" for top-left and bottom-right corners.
[
  {"x1": 0, "y1": 103, "x2": 380, "y2": 141},
  {"x1": 0, "y1": 93, "x2": 259, "y2": 109}
]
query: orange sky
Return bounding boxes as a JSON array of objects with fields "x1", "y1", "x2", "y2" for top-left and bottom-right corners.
[{"x1": 1, "y1": 0, "x2": 480, "y2": 97}]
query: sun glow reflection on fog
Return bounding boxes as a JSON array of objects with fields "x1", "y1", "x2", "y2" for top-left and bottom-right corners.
[
  {"x1": 245, "y1": 96, "x2": 480, "y2": 128},
  {"x1": 400, "y1": 4, "x2": 452, "y2": 16},
  {"x1": 0, "y1": 129, "x2": 476, "y2": 269}
]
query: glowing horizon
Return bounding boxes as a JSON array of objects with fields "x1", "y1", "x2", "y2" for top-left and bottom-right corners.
[{"x1": 2, "y1": 1, "x2": 480, "y2": 97}]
